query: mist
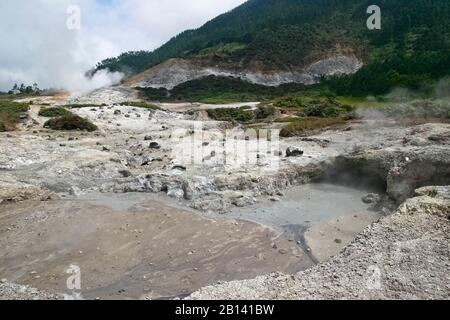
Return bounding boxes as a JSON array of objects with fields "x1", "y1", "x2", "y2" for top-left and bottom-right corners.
[{"x1": 0, "y1": 0, "x2": 246, "y2": 93}]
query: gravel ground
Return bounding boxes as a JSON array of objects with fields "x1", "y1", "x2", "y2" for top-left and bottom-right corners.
[{"x1": 0, "y1": 281, "x2": 61, "y2": 300}]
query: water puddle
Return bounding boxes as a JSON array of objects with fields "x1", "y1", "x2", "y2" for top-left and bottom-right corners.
[{"x1": 228, "y1": 183, "x2": 378, "y2": 229}]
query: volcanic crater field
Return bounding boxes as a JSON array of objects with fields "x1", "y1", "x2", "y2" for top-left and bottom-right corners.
[{"x1": 0, "y1": 91, "x2": 449, "y2": 299}]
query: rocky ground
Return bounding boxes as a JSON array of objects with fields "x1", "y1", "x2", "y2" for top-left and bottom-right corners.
[{"x1": 0, "y1": 92, "x2": 449, "y2": 300}]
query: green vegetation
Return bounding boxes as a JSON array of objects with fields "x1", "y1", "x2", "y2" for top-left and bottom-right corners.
[
  {"x1": 207, "y1": 104, "x2": 276, "y2": 124},
  {"x1": 95, "y1": 0, "x2": 450, "y2": 96},
  {"x1": 0, "y1": 101, "x2": 29, "y2": 132},
  {"x1": 44, "y1": 114, "x2": 97, "y2": 132},
  {"x1": 119, "y1": 101, "x2": 160, "y2": 110},
  {"x1": 273, "y1": 94, "x2": 355, "y2": 117},
  {"x1": 7, "y1": 83, "x2": 41, "y2": 95},
  {"x1": 199, "y1": 42, "x2": 247, "y2": 55},
  {"x1": 273, "y1": 95, "x2": 355, "y2": 136},
  {"x1": 207, "y1": 106, "x2": 255, "y2": 123},
  {"x1": 138, "y1": 76, "x2": 307, "y2": 103},
  {"x1": 280, "y1": 117, "x2": 347, "y2": 137},
  {"x1": 38, "y1": 107, "x2": 71, "y2": 117}
]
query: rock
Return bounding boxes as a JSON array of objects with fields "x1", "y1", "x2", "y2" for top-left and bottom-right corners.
[
  {"x1": 118, "y1": 170, "x2": 132, "y2": 178},
  {"x1": 125, "y1": 114, "x2": 130, "y2": 118},
  {"x1": 286, "y1": 147, "x2": 304, "y2": 157},
  {"x1": 167, "y1": 186, "x2": 184, "y2": 199},
  {"x1": 278, "y1": 249, "x2": 288, "y2": 255},
  {"x1": 141, "y1": 156, "x2": 153, "y2": 166},
  {"x1": 144, "y1": 135, "x2": 153, "y2": 141},
  {"x1": 182, "y1": 181, "x2": 194, "y2": 201},
  {"x1": 149, "y1": 142, "x2": 161, "y2": 150},
  {"x1": 114, "y1": 110, "x2": 121, "y2": 115},
  {"x1": 362, "y1": 193, "x2": 381, "y2": 204},
  {"x1": 172, "y1": 165, "x2": 187, "y2": 171},
  {"x1": 0, "y1": 183, "x2": 56, "y2": 205},
  {"x1": 102, "y1": 146, "x2": 110, "y2": 152}
]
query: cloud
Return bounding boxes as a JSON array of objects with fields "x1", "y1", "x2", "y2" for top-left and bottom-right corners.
[{"x1": 0, "y1": 0, "x2": 246, "y2": 93}]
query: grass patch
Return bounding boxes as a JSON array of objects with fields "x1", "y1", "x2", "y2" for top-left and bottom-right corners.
[
  {"x1": 280, "y1": 117, "x2": 347, "y2": 137},
  {"x1": 335, "y1": 96, "x2": 386, "y2": 109},
  {"x1": 0, "y1": 101, "x2": 29, "y2": 131},
  {"x1": 207, "y1": 106, "x2": 255, "y2": 123},
  {"x1": 38, "y1": 107, "x2": 71, "y2": 117},
  {"x1": 44, "y1": 114, "x2": 97, "y2": 132},
  {"x1": 119, "y1": 101, "x2": 160, "y2": 110}
]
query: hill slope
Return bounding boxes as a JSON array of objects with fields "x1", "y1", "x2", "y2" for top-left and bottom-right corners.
[{"x1": 95, "y1": 0, "x2": 450, "y2": 95}]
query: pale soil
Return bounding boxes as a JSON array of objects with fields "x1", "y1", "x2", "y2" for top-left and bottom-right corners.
[{"x1": 304, "y1": 212, "x2": 381, "y2": 262}]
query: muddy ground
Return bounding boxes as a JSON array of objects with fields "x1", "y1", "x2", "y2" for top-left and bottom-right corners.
[{"x1": 0, "y1": 196, "x2": 307, "y2": 299}]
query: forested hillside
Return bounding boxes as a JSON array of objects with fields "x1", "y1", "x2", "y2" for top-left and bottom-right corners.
[{"x1": 95, "y1": 0, "x2": 450, "y2": 95}]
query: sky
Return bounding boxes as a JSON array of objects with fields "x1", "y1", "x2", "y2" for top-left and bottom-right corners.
[{"x1": 0, "y1": 0, "x2": 246, "y2": 93}]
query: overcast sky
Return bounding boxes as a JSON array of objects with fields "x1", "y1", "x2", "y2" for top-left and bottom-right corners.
[{"x1": 0, "y1": 0, "x2": 246, "y2": 93}]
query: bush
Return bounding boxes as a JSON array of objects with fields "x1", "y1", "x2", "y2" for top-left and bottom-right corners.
[
  {"x1": 255, "y1": 105, "x2": 276, "y2": 119},
  {"x1": 207, "y1": 107, "x2": 255, "y2": 123},
  {"x1": 44, "y1": 114, "x2": 98, "y2": 132},
  {"x1": 38, "y1": 107, "x2": 71, "y2": 117},
  {"x1": 0, "y1": 121, "x2": 6, "y2": 132}
]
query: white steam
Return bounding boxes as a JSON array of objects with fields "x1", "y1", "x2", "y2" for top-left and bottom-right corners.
[{"x1": 0, "y1": 0, "x2": 246, "y2": 94}]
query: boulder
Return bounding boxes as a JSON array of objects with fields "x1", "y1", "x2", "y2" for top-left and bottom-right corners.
[
  {"x1": 149, "y1": 142, "x2": 161, "y2": 149},
  {"x1": 286, "y1": 148, "x2": 304, "y2": 157}
]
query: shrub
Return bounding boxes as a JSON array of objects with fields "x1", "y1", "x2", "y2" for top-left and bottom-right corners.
[
  {"x1": 38, "y1": 107, "x2": 71, "y2": 117},
  {"x1": 207, "y1": 107, "x2": 255, "y2": 123},
  {"x1": 303, "y1": 98, "x2": 354, "y2": 118},
  {"x1": 255, "y1": 105, "x2": 276, "y2": 119},
  {"x1": 0, "y1": 101, "x2": 29, "y2": 131},
  {"x1": 0, "y1": 121, "x2": 6, "y2": 132},
  {"x1": 44, "y1": 114, "x2": 97, "y2": 132}
]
